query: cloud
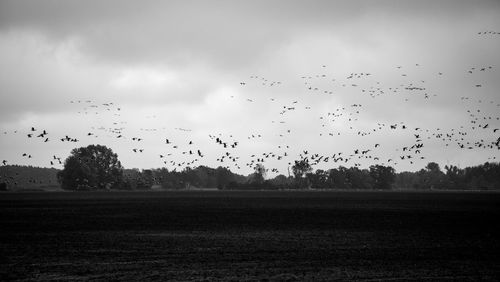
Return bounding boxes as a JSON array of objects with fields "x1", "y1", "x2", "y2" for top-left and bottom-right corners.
[
  {"x1": 3, "y1": 0, "x2": 496, "y2": 69},
  {"x1": 0, "y1": 32, "x2": 106, "y2": 121}
]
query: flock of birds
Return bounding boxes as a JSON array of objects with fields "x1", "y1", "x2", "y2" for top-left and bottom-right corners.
[{"x1": 2, "y1": 32, "x2": 500, "y2": 178}]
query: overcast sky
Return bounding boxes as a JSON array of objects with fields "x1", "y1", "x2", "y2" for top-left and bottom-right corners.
[{"x1": 1, "y1": 0, "x2": 499, "y2": 176}]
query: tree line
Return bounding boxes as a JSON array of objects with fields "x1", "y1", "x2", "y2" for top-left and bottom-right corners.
[
  {"x1": 0, "y1": 165, "x2": 59, "y2": 191},
  {"x1": 2, "y1": 145, "x2": 499, "y2": 191}
]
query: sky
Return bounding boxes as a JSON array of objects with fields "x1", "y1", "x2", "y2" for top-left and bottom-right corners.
[{"x1": 1, "y1": 0, "x2": 500, "y2": 177}]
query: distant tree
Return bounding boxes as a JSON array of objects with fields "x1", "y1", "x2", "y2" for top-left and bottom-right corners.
[
  {"x1": 250, "y1": 163, "x2": 266, "y2": 185},
  {"x1": 292, "y1": 159, "x2": 312, "y2": 179},
  {"x1": 308, "y1": 169, "x2": 328, "y2": 189},
  {"x1": 418, "y1": 162, "x2": 446, "y2": 189},
  {"x1": 194, "y1": 166, "x2": 213, "y2": 187},
  {"x1": 347, "y1": 167, "x2": 373, "y2": 190},
  {"x1": 256, "y1": 163, "x2": 267, "y2": 178},
  {"x1": 138, "y1": 169, "x2": 154, "y2": 189},
  {"x1": 57, "y1": 145, "x2": 123, "y2": 190},
  {"x1": 269, "y1": 174, "x2": 292, "y2": 189},
  {"x1": 0, "y1": 165, "x2": 59, "y2": 190},
  {"x1": 215, "y1": 166, "x2": 233, "y2": 189},
  {"x1": 444, "y1": 165, "x2": 463, "y2": 189},
  {"x1": 479, "y1": 162, "x2": 500, "y2": 189},
  {"x1": 394, "y1": 171, "x2": 420, "y2": 190},
  {"x1": 463, "y1": 162, "x2": 500, "y2": 190},
  {"x1": 157, "y1": 168, "x2": 184, "y2": 189},
  {"x1": 328, "y1": 167, "x2": 350, "y2": 189},
  {"x1": 292, "y1": 159, "x2": 312, "y2": 188},
  {"x1": 122, "y1": 168, "x2": 141, "y2": 190},
  {"x1": 180, "y1": 167, "x2": 197, "y2": 189},
  {"x1": 426, "y1": 162, "x2": 441, "y2": 173},
  {"x1": 292, "y1": 160, "x2": 309, "y2": 179},
  {"x1": 369, "y1": 165, "x2": 395, "y2": 190}
]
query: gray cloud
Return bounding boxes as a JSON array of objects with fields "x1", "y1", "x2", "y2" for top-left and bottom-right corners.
[{"x1": 2, "y1": 0, "x2": 497, "y2": 69}]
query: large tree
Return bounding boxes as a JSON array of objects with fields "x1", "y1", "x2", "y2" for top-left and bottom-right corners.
[{"x1": 58, "y1": 145, "x2": 124, "y2": 190}]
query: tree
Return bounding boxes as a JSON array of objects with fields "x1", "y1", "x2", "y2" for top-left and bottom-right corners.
[
  {"x1": 58, "y1": 145, "x2": 124, "y2": 190},
  {"x1": 426, "y1": 162, "x2": 441, "y2": 173},
  {"x1": 138, "y1": 169, "x2": 154, "y2": 189},
  {"x1": 328, "y1": 167, "x2": 350, "y2": 189},
  {"x1": 269, "y1": 174, "x2": 292, "y2": 189},
  {"x1": 250, "y1": 163, "x2": 267, "y2": 185},
  {"x1": 369, "y1": 165, "x2": 395, "y2": 190},
  {"x1": 347, "y1": 167, "x2": 373, "y2": 190},
  {"x1": 394, "y1": 171, "x2": 420, "y2": 190},
  {"x1": 292, "y1": 159, "x2": 312, "y2": 179},
  {"x1": 308, "y1": 169, "x2": 328, "y2": 189},
  {"x1": 418, "y1": 162, "x2": 446, "y2": 189},
  {"x1": 215, "y1": 166, "x2": 233, "y2": 189},
  {"x1": 292, "y1": 159, "x2": 312, "y2": 188}
]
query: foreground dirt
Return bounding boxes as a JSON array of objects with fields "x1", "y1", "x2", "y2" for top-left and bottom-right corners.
[{"x1": 1, "y1": 191, "x2": 499, "y2": 281}]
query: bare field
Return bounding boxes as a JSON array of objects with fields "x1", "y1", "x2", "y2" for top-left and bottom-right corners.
[{"x1": 1, "y1": 191, "x2": 499, "y2": 281}]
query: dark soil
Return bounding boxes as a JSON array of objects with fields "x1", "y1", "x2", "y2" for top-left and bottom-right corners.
[{"x1": 1, "y1": 191, "x2": 499, "y2": 281}]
